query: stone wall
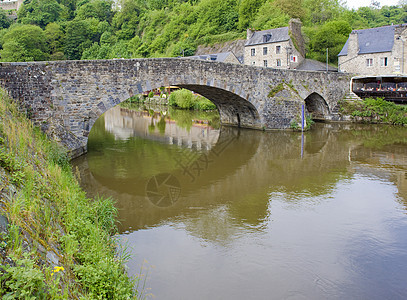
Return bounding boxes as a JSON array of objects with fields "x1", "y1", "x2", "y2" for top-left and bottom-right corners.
[
  {"x1": 0, "y1": 58, "x2": 350, "y2": 157},
  {"x1": 0, "y1": 0, "x2": 23, "y2": 10}
]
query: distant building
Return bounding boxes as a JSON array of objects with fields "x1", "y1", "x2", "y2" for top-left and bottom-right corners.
[
  {"x1": 0, "y1": 0, "x2": 23, "y2": 11},
  {"x1": 244, "y1": 19, "x2": 305, "y2": 69},
  {"x1": 186, "y1": 52, "x2": 241, "y2": 64},
  {"x1": 338, "y1": 24, "x2": 407, "y2": 75}
]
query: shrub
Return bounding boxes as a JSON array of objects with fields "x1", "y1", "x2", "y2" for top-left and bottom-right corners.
[{"x1": 171, "y1": 89, "x2": 195, "y2": 109}]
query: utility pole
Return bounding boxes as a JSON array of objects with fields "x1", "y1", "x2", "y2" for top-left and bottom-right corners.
[{"x1": 326, "y1": 48, "x2": 329, "y2": 72}]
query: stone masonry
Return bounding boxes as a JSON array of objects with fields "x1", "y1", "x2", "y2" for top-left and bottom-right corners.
[{"x1": 0, "y1": 58, "x2": 350, "y2": 157}]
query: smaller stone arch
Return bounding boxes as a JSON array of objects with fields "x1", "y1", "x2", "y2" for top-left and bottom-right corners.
[{"x1": 304, "y1": 92, "x2": 329, "y2": 121}]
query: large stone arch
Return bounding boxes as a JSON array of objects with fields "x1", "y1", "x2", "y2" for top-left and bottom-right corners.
[
  {"x1": 83, "y1": 83, "x2": 262, "y2": 149},
  {"x1": 304, "y1": 92, "x2": 330, "y2": 120},
  {"x1": 176, "y1": 85, "x2": 261, "y2": 128}
]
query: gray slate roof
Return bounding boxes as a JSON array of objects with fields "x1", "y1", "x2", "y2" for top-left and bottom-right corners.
[
  {"x1": 338, "y1": 25, "x2": 396, "y2": 56},
  {"x1": 245, "y1": 27, "x2": 290, "y2": 46},
  {"x1": 187, "y1": 52, "x2": 236, "y2": 62},
  {"x1": 296, "y1": 59, "x2": 337, "y2": 72}
]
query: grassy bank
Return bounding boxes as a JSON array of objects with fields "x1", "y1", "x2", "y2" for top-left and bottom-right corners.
[
  {"x1": 0, "y1": 89, "x2": 138, "y2": 298},
  {"x1": 340, "y1": 97, "x2": 407, "y2": 126},
  {"x1": 125, "y1": 88, "x2": 217, "y2": 111}
]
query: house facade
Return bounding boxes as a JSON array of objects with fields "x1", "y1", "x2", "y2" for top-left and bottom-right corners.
[
  {"x1": 244, "y1": 19, "x2": 305, "y2": 69},
  {"x1": 338, "y1": 24, "x2": 407, "y2": 75}
]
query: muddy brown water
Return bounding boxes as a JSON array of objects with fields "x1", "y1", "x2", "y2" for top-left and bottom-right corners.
[{"x1": 73, "y1": 105, "x2": 407, "y2": 299}]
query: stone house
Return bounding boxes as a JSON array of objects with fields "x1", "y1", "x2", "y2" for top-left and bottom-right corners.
[
  {"x1": 0, "y1": 0, "x2": 23, "y2": 11},
  {"x1": 244, "y1": 19, "x2": 305, "y2": 69},
  {"x1": 186, "y1": 52, "x2": 241, "y2": 64},
  {"x1": 338, "y1": 24, "x2": 407, "y2": 75}
]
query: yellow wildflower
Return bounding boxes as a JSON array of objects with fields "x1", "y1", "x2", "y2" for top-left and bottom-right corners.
[{"x1": 53, "y1": 266, "x2": 64, "y2": 273}]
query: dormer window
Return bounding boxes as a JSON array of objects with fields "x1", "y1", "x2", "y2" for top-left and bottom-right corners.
[{"x1": 263, "y1": 34, "x2": 272, "y2": 43}]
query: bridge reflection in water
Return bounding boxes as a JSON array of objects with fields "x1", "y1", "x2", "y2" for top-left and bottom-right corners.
[{"x1": 72, "y1": 106, "x2": 407, "y2": 299}]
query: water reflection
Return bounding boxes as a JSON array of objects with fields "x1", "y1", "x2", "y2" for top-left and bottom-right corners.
[{"x1": 72, "y1": 106, "x2": 407, "y2": 299}]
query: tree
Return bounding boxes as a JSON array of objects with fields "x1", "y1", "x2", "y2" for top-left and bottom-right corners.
[
  {"x1": 238, "y1": 0, "x2": 263, "y2": 30},
  {"x1": 18, "y1": 0, "x2": 67, "y2": 28},
  {"x1": 303, "y1": 0, "x2": 342, "y2": 25},
  {"x1": 75, "y1": 0, "x2": 114, "y2": 23},
  {"x1": 273, "y1": 0, "x2": 306, "y2": 20},
  {"x1": 45, "y1": 22, "x2": 64, "y2": 54},
  {"x1": 1, "y1": 25, "x2": 48, "y2": 61},
  {"x1": 251, "y1": 1, "x2": 290, "y2": 30},
  {"x1": 0, "y1": 9, "x2": 12, "y2": 29},
  {"x1": 64, "y1": 19, "x2": 91, "y2": 59},
  {"x1": 307, "y1": 20, "x2": 351, "y2": 64}
]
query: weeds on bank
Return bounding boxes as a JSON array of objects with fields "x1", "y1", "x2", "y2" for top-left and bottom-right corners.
[
  {"x1": 340, "y1": 97, "x2": 407, "y2": 125},
  {"x1": 290, "y1": 114, "x2": 315, "y2": 131},
  {"x1": 0, "y1": 88, "x2": 139, "y2": 298}
]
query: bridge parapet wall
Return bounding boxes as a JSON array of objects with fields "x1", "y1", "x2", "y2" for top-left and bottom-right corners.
[{"x1": 0, "y1": 59, "x2": 350, "y2": 157}]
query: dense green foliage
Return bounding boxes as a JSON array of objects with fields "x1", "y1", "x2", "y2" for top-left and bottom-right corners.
[
  {"x1": 340, "y1": 97, "x2": 407, "y2": 125},
  {"x1": 168, "y1": 88, "x2": 217, "y2": 110},
  {"x1": 0, "y1": 89, "x2": 139, "y2": 298},
  {"x1": 0, "y1": 0, "x2": 405, "y2": 64}
]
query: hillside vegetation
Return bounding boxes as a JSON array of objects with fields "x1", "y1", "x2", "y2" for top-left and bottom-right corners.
[
  {"x1": 0, "y1": 0, "x2": 405, "y2": 64},
  {"x1": 0, "y1": 88, "x2": 139, "y2": 298}
]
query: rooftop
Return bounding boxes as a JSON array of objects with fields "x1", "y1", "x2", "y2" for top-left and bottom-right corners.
[
  {"x1": 186, "y1": 52, "x2": 238, "y2": 63},
  {"x1": 245, "y1": 27, "x2": 290, "y2": 47},
  {"x1": 338, "y1": 25, "x2": 401, "y2": 56}
]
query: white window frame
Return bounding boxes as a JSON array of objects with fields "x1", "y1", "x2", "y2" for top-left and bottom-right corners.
[
  {"x1": 263, "y1": 47, "x2": 267, "y2": 55},
  {"x1": 276, "y1": 59, "x2": 281, "y2": 67},
  {"x1": 264, "y1": 60, "x2": 268, "y2": 67},
  {"x1": 380, "y1": 57, "x2": 388, "y2": 67},
  {"x1": 251, "y1": 48, "x2": 255, "y2": 56},
  {"x1": 276, "y1": 45, "x2": 281, "y2": 54},
  {"x1": 290, "y1": 55, "x2": 297, "y2": 63},
  {"x1": 366, "y1": 58, "x2": 373, "y2": 67}
]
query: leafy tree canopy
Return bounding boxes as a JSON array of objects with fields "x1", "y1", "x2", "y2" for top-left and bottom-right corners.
[{"x1": 0, "y1": 0, "x2": 404, "y2": 64}]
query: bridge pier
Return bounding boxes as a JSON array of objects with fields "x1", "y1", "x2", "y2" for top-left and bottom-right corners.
[{"x1": 0, "y1": 59, "x2": 350, "y2": 158}]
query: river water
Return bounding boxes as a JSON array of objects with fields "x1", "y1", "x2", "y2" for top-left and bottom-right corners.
[{"x1": 72, "y1": 104, "x2": 407, "y2": 300}]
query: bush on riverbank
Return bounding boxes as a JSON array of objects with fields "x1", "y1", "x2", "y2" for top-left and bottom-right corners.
[
  {"x1": 340, "y1": 97, "x2": 407, "y2": 126},
  {"x1": 168, "y1": 89, "x2": 217, "y2": 110},
  {"x1": 0, "y1": 89, "x2": 138, "y2": 298}
]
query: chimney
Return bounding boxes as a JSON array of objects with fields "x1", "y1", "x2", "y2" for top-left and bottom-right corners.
[
  {"x1": 347, "y1": 31, "x2": 359, "y2": 58},
  {"x1": 247, "y1": 28, "x2": 255, "y2": 40},
  {"x1": 288, "y1": 19, "x2": 305, "y2": 57}
]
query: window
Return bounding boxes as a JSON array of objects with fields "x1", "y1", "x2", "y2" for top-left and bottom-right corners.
[
  {"x1": 276, "y1": 46, "x2": 281, "y2": 54},
  {"x1": 290, "y1": 55, "x2": 297, "y2": 63},
  {"x1": 263, "y1": 47, "x2": 268, "y2": 55},
  {"x1": 251, "y1": 48, "x2": 255, "y2": 56},
  {"x1": 263, "y1": 34, "x2": 271, "y2": 43},
  {"x1": 366, "y1": 58, "x2": 373, "y2": 67},
  {"x1": 380, "y1": 57, "x2": 388, "y2": 67},
  {"x1": 264, "y1": 60, "x2": 268, "y2": 67},
  {"x1": 276, "y1": 59, "x2": 281, "y2": 67}
]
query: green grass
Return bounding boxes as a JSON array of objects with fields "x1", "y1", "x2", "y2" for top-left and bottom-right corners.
[
  {"x1": 0, "y1": 88, "x2": 139, "y2": 298},
  {"x1": 340, "y1": 97, "x2": 407, "y2": 126}
]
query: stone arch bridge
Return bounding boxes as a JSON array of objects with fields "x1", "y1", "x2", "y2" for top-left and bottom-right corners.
[{"x1": 0, "y1": 58, "x2": 350, "y2": 157}]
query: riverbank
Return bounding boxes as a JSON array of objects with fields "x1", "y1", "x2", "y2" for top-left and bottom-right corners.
[
  {"x1": 124, "y1": 88, "x2": 217, "y2": 111},
  {"x1": 0, "y1": 89, "x2": 138, "y2": 298},
  {"x1": 339, "y1": 97, "x2": 407, "y2": 126}
]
